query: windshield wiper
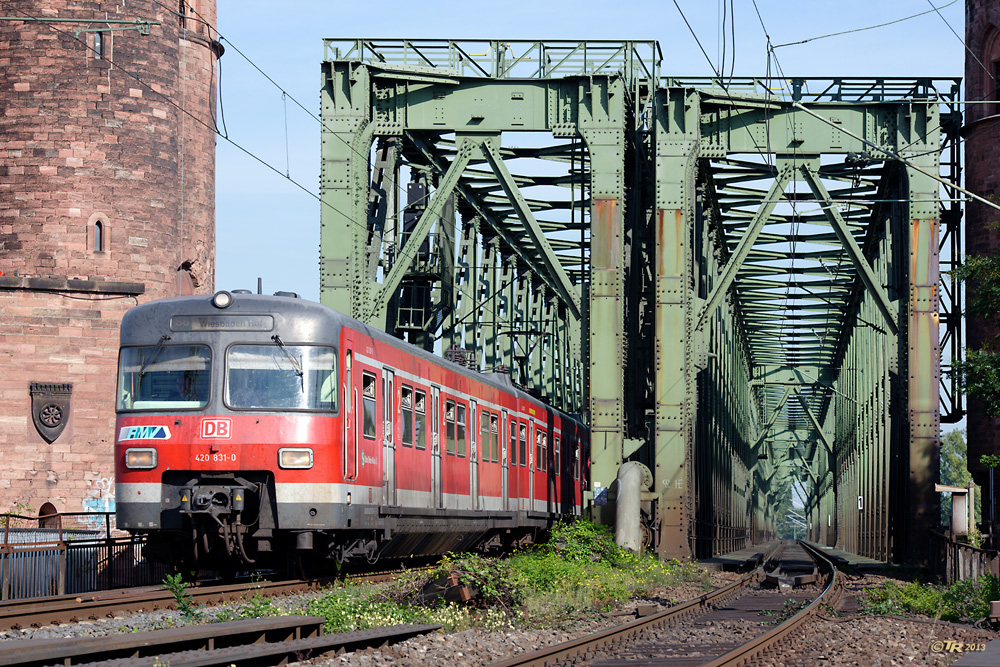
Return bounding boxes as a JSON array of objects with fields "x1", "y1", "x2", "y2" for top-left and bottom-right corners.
[
  {"x1": 271, "y1": 335, "x2": 304, "y2": 384},
  {"x1": 138, "y1": 335, "x2": 171, "y2": 377}
]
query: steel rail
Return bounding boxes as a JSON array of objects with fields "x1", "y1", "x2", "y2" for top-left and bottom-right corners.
[
  {"x1": 0, "y1": 616, "x2": 440, "y2": 667},
  {"x1": 0, "y1": 566, "x2": 423, "y2": 630},
  {"x1": 699, "y1": 541, "x2": 842, "y2": 666},
  {"x1": 486, "y1": 542, "x2": 784, "y2": 667}
]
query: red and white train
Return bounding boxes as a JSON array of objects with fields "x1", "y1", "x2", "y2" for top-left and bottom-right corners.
[{"x1": 114, "y1": 290, "x2": 589, "y2": 568}]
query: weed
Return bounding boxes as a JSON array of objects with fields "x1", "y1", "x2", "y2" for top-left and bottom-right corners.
[
  {"x1": 163, "y1": 573, "x2": 201, "y2": 621},
  {"x1": 860, "y1": 575, "x2": 1000, "y2": 623},
  {"x1": 304, "y1": 519, "x2": 715, "y2": 634}
]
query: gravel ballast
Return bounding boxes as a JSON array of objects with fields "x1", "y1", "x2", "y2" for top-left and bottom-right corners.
[{"x1": 0, "y1": 571, "x2": 995, "y2": 667}]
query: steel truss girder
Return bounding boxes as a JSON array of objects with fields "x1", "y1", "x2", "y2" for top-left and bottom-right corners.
[{"x1": 320, "y1": 43, "x2": 956, "y2": 564}]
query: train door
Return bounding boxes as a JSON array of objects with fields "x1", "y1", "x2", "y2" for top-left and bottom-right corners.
[
  {"x1": 527, "y1": 421, "x2": 534, "y2": 510},
  {"x1": 431, "y1": 386, "x2": 442, "y2": 509},
  {"x1": 382, "y1": 369, "x2": 396, "y2": 505},
  {"x1": 343, "y1": 345, "x2": 357, "y2": 480},
  {"x1": 470, "y1": 400, "x2": 479, "y2": 510},
  {"x1": 501, "y1": 410, "x2": 509, "y2": 511}
]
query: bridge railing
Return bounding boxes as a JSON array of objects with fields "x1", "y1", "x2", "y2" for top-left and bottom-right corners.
[
  {"x1": 662, "y1": 76, "x2": 962, "y2": 103},
  {"x1": 928, "y1": 530, "x2": 1000, "y2": 584},
  {"x1": 323, "y1": 38, "x2": 661, "y2": 85},
  {"x1": 1, "y1": 512, "x2": 168, "y2": 600}
]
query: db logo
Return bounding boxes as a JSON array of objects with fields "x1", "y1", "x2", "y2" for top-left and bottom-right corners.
[{"x1": 201, "y1": 418, "x2": 232, "y2": 439}]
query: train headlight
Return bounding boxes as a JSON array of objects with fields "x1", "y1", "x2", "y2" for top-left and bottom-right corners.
[
  {"x1": 212, "y1": 290, "x2": 233, "y2": 309},
  {"x1": 278, "y1": 448, "x2": 313, "y2": 469},
  {"x1": 125, "y1": 448, "x2": 157, "y2": 469}
]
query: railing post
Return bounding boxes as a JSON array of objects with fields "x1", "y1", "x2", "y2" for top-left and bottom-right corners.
[{"x1": 1, "y1": 515, "x2": 9, "y2": 601}]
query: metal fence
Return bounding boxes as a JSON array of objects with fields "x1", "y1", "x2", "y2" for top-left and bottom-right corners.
[
  {"x1": 929, "y1": 530, "x2": 1000, "y2": 584},
  {"x1": 1, "y1": 512, "x2": 169, "y2": 600}
]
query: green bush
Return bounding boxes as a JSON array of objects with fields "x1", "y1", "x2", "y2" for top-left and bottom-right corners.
[
  {"x1": 860, "y1": 575, "x2": 1000, "y2": 623},
  {"x1": 305, "y1": 520, "x2": 714, "y2": 633}
]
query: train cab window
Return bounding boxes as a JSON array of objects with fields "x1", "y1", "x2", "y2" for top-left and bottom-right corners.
[
  {"x1": 456, "y1": 403, "x2": 466, "y2": 457},
  {"x1": 519, "y1": 424, "x2": 527, "y2": 467},
  {"x1": 117, "y1": 344, "x2": 211, "y2": 410},
  {"x1": 361, "y1": 372, "x2": 377, "y2": 439},
  {"x1": 401, "y1": 385, "x2": 413, "y2": 446},
  {"x1": 490, "y1": 414, "x2": 499, "y2": 463},
  {"x1": 226, "y1": 345, "x2": 336, "y2": 410},
  {"x1": 555, "y1": 436, "x2": 560, "y2": 475},
  {"x1": 445, "y1": 400, "x2": 456, "y2": 455},
  {"x1": 414, "y1": 390, "x2": 427, "y2": 449}
]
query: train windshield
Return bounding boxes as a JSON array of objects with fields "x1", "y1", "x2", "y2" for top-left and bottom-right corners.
[
  {"x1": 117, "y1": 345, "x2": 211, "y2": 411},
  {"x1": 226, "y1": 345, "x2": 337, "y2": 410}
]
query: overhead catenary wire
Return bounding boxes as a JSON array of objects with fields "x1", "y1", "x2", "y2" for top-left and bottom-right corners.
[
  {"x1": 771, "y1": 0, "x2": 960, "y2": 50},
  {"x1": 145, "y1": 1, "x2": 585, "y2": 343}
]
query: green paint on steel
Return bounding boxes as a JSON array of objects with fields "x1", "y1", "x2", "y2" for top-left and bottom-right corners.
[{"x1": 318, "y1": 39, "x2": 959, "y2": 564}]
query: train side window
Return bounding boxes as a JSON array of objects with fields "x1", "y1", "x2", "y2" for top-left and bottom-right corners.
[
  {"x1": 519, "y1": 423, "x2": 527, "y2": 468},
  {"x1": 491, "y1": 415, "x2": 499, "y2": 463},
  {"x1": 535, "y1": 431, "x2": 542, "y2": 472},
  {"x1": 508, "y1": 416, "x2": 516, "y2": 465},
  {"x1": 574, "y1": 442, "x2": 580, "y2": 480},
  {"x1": 445, "y1": 400, "x2": 456, "y2": 455},
  {"x1": 401, "y1": 385, "x2": 413, "y2": 446},
  {"x1": 508, "y1": 420, "x2": 515, "y2": 466},
  {"x1": 361, "y1": 372, "x2": 377, "y2": 439},
  {"x1": 456, "y1": 403, "x2": 466, "y2": 457},
  {"x1": 414, "y1": 390, "x2": 426, "y2": 449},
  {"x1": 555, "y1": 436, "x2": 560, "y2": 475},
  {"x1": 481, "y1": 411, "x2": 489, "y2": 461},
  {"x1": 480, "y1": 411, "x2": 488, "y2": 461},
  {"x1": 540, "y1": 432, "x2": 548, "y2": 472}
]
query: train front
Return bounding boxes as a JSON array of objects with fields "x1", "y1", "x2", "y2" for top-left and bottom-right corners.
[{"x1": 114, "y1": 291, "x2": 342, "y2": 569}]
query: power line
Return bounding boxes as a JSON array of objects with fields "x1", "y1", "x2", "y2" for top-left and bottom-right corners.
[{"x1": 771, "y1": 0, "x2": 959, "y2": 49}]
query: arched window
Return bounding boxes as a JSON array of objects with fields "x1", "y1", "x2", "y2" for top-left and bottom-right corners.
[
  {"x1": 89, "y1": 213, "x2": 109, "y2": 253},
  {"x1": 38, "y1": 502, "x2": 59, "y2": 529}
]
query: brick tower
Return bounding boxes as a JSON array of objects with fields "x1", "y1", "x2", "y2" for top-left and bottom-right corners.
[
  {"x1": 965, "y1": 0, "x2": 1000, "y2": 525},
  {"x1": 0, "y1": 0, "x2": 218, "y2": 526}
]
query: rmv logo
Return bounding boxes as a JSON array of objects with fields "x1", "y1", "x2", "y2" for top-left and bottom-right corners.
[
  {"x1": 201, "y1": 418, "x2": 232, "y2": 439},
  {"x1": 119, "y1": 425, "x2": 171, "y2": 441}
]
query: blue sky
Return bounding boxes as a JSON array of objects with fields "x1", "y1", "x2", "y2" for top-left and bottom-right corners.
[{"x1": 214, "y1": 0, "x2": 966, "y2": 300}]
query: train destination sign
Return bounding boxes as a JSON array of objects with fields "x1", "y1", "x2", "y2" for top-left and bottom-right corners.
[{"x1": 170, "y1": 315, "x2": 274, "y2": 332}]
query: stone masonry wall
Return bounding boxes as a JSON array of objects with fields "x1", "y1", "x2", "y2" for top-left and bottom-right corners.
[
  {"x1": 965, "y1": 0, "x2": 1000, "y2": 489},
  {"x1": 0, "y1": 0, "x2": 217, "y2": 527}
]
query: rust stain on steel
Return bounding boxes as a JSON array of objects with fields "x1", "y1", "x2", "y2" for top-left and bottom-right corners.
[
  {"x1": 654, "y1": 209, "x2": 684, "y2": 278},
  {"x1": 592, "y1": 199, "x2": 620, "y2": 270}
]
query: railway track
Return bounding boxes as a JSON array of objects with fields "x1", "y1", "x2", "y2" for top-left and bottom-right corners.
[
  {"x1": 0, "y1": 566, "x2": 420, "y2": 630},
  {"x1": 488, "y1": 540, "x2": 841, "y2": 667},
  {"x1": 0, "y1": 615, "x2": 440, "y2": 667}
]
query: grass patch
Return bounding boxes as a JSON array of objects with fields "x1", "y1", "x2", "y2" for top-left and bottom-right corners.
[
  {"x1": 860, "y1": 575, "x2": 1000, "y2": 623},
  {"x1": 305, "y1": 520, "x2": 712, "y2": 633}
]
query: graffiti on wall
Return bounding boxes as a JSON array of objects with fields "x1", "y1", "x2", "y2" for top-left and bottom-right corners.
[{"x1": 81, "y1": 476, "x2": 116, "y2": 533}]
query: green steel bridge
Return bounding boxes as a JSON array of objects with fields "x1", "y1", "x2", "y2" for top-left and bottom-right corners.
[{"x1": 317, "y1": 39, "x2": 963, "y2": 563}]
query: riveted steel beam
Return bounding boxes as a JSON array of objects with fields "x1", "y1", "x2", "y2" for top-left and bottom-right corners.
[
  {"x1": 478, "y1": 138, "x2": 582, "y2": 318},
  {"x1": 801, "y1": 166, "x2": 899, "y2": 335},
  {"x1": 695, "y1": 167, "x2": 793, "y2": 332}
]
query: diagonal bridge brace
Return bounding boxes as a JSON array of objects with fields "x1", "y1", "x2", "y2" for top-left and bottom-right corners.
[
  {"x1": 695, "y1": 165, "x2": 793, "y2": 332},
  {"x1": 371, "y1": 132, "x2": 582, "y2": 325},
  {"x1": 749, "y1": 387, "x2": 791, "y2": 473},
  {"x1": 800, "y1": 166, "x2": 898, "y2": 336},
  {"x1": 478, "y1": 138, "x2": 582, "y2": 318},
  {"x1": 365, "y1": 139, "x2": 474, "y2": 323}
]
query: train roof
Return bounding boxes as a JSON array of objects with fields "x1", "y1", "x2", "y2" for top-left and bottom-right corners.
[{"x1": 122, "y1": 291, "x2": 581, "y2": 423}]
